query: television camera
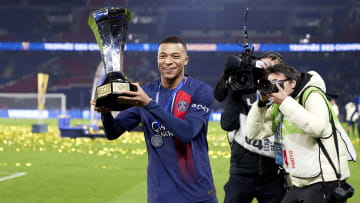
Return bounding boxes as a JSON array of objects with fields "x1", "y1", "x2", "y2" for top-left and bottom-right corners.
[{"x1": 223, "y1": 8, "x2": 282, "y2": 95}]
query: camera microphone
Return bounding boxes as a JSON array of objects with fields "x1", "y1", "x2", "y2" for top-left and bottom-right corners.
[
  {"x1": 225, "y1": 55, "x2": 242, "y2": 69},
  {"x1": 221, "y1": 8, "x2": 266, "y2": 93},
  {"x1": 243, "y1": 8, "x2": 251, "y2": 54},
  {"x1": 224, "y1": 55, "x2": 243, "y2": 76}
]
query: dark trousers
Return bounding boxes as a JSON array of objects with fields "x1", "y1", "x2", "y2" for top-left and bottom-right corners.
[
  {"x1": 223, "y1": 173, "x2": 285, "y2": 203},
  {"x1": 281, "y1": 181, "x2": 344, "y2": 203}
]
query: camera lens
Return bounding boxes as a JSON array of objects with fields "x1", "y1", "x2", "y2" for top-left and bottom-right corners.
[
  {"x1": 258, "y1": 80, "x2": 272, "y2": 95},
  {"x1": 229, "y1": 69, "x2": 257, "y2": 92},
  {"x1": 238, "y1": 73, "x2": 249, "y2": 85}
]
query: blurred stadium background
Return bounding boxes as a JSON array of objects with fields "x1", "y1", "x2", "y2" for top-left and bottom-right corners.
[{"x1": 0, "y1": 0, "x2": 360, "y2": 203}]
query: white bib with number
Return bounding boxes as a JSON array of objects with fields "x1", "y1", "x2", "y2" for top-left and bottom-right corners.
[{"x1": 229, "y1": 113, "x2": 275, "y2": 158}]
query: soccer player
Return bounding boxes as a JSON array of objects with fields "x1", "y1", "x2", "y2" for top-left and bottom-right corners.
[{"x1": 91, "y1": 35, "x2": 218, "y2": 203}]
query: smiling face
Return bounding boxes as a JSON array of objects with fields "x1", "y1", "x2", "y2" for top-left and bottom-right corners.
[{"x1": 157, "y1": 43, "x2": 189, "y2": 88}]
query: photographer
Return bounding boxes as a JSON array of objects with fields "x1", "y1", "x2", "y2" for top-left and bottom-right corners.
[
  {"x1": 214, "y1": 52, "x2": 286, "y2": 203},
  {"x1": 246, "y1": 63, "x2": 356, "y2": 203}
]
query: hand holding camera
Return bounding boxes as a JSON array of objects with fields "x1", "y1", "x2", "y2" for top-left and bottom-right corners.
[
  {"x1": 258, "y1": 79, "x2": 285, "y2": 95},
  {"x1": 268, "y1": 82, "x2": 288, "y2": 104},
  {"x1": 257, "y1": 79, "x2": 288, "y2": 104}
]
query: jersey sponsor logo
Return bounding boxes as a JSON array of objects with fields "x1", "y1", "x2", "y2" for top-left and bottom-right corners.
[
  {"x1": 151, "y1": 121, "x2": 174, "y2": 137},
  {"x1": 177, "y1": 100, "x2": 188, "y2": 112},
  {"x1": 191, "y1": 103, "x2": 210, "y2": 113}
]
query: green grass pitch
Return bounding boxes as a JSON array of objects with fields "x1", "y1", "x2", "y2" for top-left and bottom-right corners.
[{"x1": 0, "y1": 118, "x2": 359, "y2": 203}]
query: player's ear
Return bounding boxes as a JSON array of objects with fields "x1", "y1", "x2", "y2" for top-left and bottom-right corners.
[{"x1": 184, "y1": 55, "x2": 189, "y2": 66}]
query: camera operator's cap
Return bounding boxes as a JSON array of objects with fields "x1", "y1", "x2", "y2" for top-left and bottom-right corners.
[{"x1": 260, "y1": 52, "x2": 284, "y2": 63}]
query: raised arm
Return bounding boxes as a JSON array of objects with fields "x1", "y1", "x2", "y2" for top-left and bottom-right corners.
[
  {"x1": 279, "y1": 92, "x2": 332, "y2": 138},
  {"x1": 91, "y1": 99, "x2": 140, "y2": 140},
  {"x1": 245, "y1": 101, "x2": 274, "y2": 140},
  {"x1": 101, "y1": 112, "x2": 126, "y2": 140}
]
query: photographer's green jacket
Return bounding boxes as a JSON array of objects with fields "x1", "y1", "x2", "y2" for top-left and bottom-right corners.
[{"x1": 245, "y1": 71, "x2": 355, "y2": 187}]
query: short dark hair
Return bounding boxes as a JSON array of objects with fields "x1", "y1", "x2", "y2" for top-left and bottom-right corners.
[
  {"x1": 159, "y1": 35, "x2": 187, "y2": 51},
  {"x1": 267, "y1": 63, "x2": 300, "y2": 81},
  {"x1": 260, "y1": 52, "x2": 284, "y2": 64}
]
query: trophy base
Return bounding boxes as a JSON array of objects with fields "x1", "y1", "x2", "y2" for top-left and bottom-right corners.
[{"x1": 96, "y1": 81, "x2": 137, "y2": 111}]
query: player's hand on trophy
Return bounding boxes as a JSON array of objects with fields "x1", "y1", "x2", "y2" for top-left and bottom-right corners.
[
  {"x1": 117, "y1": 83, "x2": 152, "y2": 107},
  {"x1": 91, "y1": 99, "x2": 111, "y2": 113}
]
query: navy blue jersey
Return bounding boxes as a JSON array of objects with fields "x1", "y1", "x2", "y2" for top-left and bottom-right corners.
[{"x1": 105, "y1": 76, "x2": 216, "y2": 203}]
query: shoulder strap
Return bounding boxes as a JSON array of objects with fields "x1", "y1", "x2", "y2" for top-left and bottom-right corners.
[
  {"x1": 316, "y1": 139, "x2": 341, "y2": 180},
  {"x1": 299, "y1": 86, "x2": 342, "y2": 181}
]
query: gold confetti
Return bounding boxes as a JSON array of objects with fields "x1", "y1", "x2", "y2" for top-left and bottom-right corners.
[{"x1": 0, "y1": 124, "x2": 233, "y2": 163}]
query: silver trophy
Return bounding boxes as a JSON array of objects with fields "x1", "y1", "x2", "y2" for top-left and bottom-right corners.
[{"x1": 88, "y1": 7, "x2": 136, "y2": 111}]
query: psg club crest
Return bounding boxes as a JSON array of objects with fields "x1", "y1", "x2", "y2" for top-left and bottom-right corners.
[{"x1": 177, "y1": 100, "x2": 188, "y2": 112}]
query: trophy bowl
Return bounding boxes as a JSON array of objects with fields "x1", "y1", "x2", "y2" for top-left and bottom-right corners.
[{"x1": 88, "y1": 7, "x2": 137, "y2": 111}]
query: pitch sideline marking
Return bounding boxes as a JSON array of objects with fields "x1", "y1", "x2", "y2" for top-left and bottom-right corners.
[{"x1": 0, "y1": 172, "x2": 27, "y2": 182}]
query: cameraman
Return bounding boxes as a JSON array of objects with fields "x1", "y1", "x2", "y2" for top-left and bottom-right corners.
[
  {"x1": 246, "y1": 64, "x2": 355, "y2": 203},
  {"x1": 214, "y1": 52, "x2": 286, "y2": 203}
]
